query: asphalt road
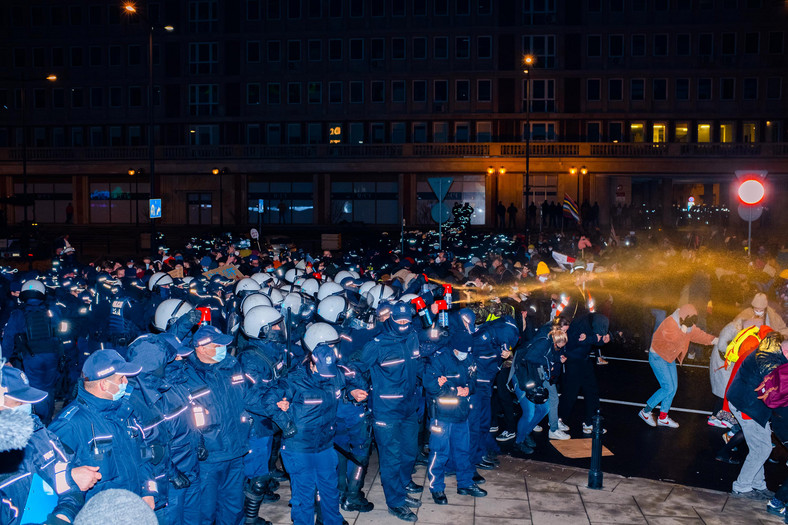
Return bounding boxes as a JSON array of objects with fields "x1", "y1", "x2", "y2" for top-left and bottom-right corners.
[{"x1": 497, "y1": 341, "x2": 788, "y2": 494}]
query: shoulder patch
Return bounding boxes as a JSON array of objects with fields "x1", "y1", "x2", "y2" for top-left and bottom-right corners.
[{"x1": 59, "y1": 405, "x2": 79, "y2": 420}]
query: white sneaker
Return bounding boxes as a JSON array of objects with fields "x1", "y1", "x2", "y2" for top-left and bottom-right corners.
[
  {"x1": 533, "y1": 425, "x2": 543, "y2": 433},
  {"x1": 548, "y1": 429, "x2": 570, "y2": 440},
  {"x1": 582, "y1": 423, "x2": 607, "y2": 435},
  {"x1": 489, "y1": 425, "x2": 499, "y2": 433},
  {"x1": 557, "y1": 419, "x2": 570, "y2": 432},
  {"x1": 639, "y1": 409, "x2": 656, "y2": 427},
  {"x1": 658, "y1": 415, "x2": 679, "y2": 428},
  {"x1": 495, "y1": 430, "x2": 516, "y2": 442}
]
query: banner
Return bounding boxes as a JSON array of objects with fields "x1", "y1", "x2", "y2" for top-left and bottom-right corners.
[
  {"x1": 202, "y1": 264, "x2": 245, "y2": 281},
  {"x1": 562, "y1": 193, "x2": 581, "y2": 223}
]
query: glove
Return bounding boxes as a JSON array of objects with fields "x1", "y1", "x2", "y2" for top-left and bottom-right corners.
[
  {"x1": 197, "y1": 445, "x2": 209, "y2": 462},
  {"x1": 282, "y1": 421, "x2": 297, "y2": 439},
  {"x1": 45, "y1": 513, "x2": 71, "y2": 525},
  {"x1": 149, "y1": 443, "x2": 165, "y2": 466},
  {"x1": 170, "y1": 471, "x2": 191, "y2": 490}
]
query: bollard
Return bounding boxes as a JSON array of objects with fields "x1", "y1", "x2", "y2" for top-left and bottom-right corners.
[{"x1": 587, "y1": 409, "x2": 604, "y2": 489}]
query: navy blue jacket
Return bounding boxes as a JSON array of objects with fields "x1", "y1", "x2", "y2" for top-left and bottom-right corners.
[
  {"x1": 424, "y1": 350, "x2": 477, "y2": 423},
  {"x1": 2, "y1": 299, "x2": 64, "y2": 360},
  {"x1": 564, "y1": 313, "x2": 609, "y2": 361},
  {"x1": 49, "y1": 383, "x2": 159, "y2": 502},
  {"x1": 358, "y1": 323, "x2": 422, "y2": 421},
  {"x1": 473, "y1": 316, "x2": 519, "y2": 383},
  {"x1": 237, "y1": 338, "x2": 288, "y2": 437},
  {"x1": 0, "y1": 416, "x2": 82, "y2": 525},
  {"x1": 515, "y1": 324, "x2": 563, "y2": 386}
]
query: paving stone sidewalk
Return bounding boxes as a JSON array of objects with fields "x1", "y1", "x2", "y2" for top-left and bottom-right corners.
[{"x1": 260, "y1": 454, "x2": 784, "y2": 524}]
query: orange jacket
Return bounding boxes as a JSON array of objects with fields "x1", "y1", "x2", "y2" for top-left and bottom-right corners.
[{"x1": 650, "y1": 315, "x2": 715, "y2": 364}]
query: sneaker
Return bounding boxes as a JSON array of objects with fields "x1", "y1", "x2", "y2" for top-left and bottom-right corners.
[
  {"x1": 548, "y1": 429, "x2": 570, "y2": 440},
  {"x1": 639, "y1": 409, "x2": 656, "y2": 427},
  {"x1": 489, "y1": 425, "x2": 499, "y2": 433},
  {"x1": 557, "y1": 419, "x2": 570, "y2": 432},
  {"x1": 533, "y1": 425, "x2": 543, "y2": 432},
  {"x1": 496, "y1": 430, "x2": 516, "y2": 442},
  {"x1": 596, "y1": 357, "x2": 609, "y2": 365},
  {"x1": 657, "y1": 416, "x2": 679, "y2": 428},
  {"x1": 707, "y1": 416, "x2": 729, "y2": 428},
  {"x1": 720, "y1": 419, "x2": 733, "y2": 429},
  {"x1": 582, "y1": 423, "x2": 607, "y2": 435},
  {"x1": 731, "y1": 489, "x2": 771, "y2": 501},
  {"x1": 767, "y1": 497, "x2": 786, "y2": 517}
]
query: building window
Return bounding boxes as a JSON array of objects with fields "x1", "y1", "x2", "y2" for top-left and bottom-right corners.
[
  {"x1": 307, "y1": 82, "x2": 321, "y2": 104},
  {"x1": 71, "y1": 88, "x2": 84, "y2": 108},
  {"x1": 654, "y1": 34, "x2": 668, "y2": 56},
  {"x1": 477, "y1": 36, "x2": 492, "y2": 59},
  {"x1": 417, "y1": 175, "x2": 485, "y2": 225},
  {"x1": 267, "y1": 41, "x2": 281, "y2": 62},
  {"x1": 247, "y1": 0, "x2": 261, "y2": 20},
  {"x1": 721, "y1": 33, "x2": 736, "y2": 55},
  {"x1": 90, "y1": 87, "x2": 103, "y2": 107},
  {"x1": 287, "y1": 40, "x2": 301, "y2": 61},
  {"x1": 189, "y1": 84, "x2": 218, "y2": 115},
  {"x1": 287, "y1": 82, "x2": 301, "y2": 104},
  {"x1": 413, "y1": 0, "x2": 427, "y2": 15},
  {"x1": 698, "y1": 78, "x2": 712, "y2": 100},
  {"x1": 187, "y1": 193, "x2": 213, "y2": 225},
  {"x1": 287, "y1": 123, "x2": 302, "y2": 144},
  {"x1": 371, "y1": 81, "x2": 385, "y2": 103},
  {"x1": 52, "y1": 89, "x2": 65, "y2": 109},
  {"x1": 249, "y1": 180, "x2": 314, "y2": 225},
  {"x1": 587, "y1": 79, "x2": 601, "y2": 101},
  {"x1": 477, "y1": 79, "x2": 491, "y2": 102},
  {"x1": 587, "y1": 35, "x2": 601, "y2": 57},
  {"x1": 525, "y1": 122, "x2": 556, "y2": 141},
  {"x1": 393, "y1": 0, "x2": 406, "y2": 16},
  {"x1": 413, "y1": 80, "x2": 426, "y2": 102},
  {"x1": 608, "y1": 122, "x2": 623, "y2": 142},
  {"x1": 674, "y1": 122, "x2": 689, "y2": 142},
  {"x1": 434, "y1": 0, "x2": 448, "y2": 15},
  {"x1": 247, "y1": 83, "x2": 261, "y2": 104},
  {"x1": 433, "y1": 122, "x2": 448, "y2": 142},
  {"x1": 247, "y1": 41, "x2": 261, "y2": 62},
  {"x1": 608, "y1": 79, "x2": 623, "y2": 101},
  {"x1": 128, "y1": 45, "x2": 142, "y2": 66},
  {"x1": 434, "y1": 37, "x2": 448, "y2": 59},
  {"x1": 609, "y1": 35, "x2": 624, "y2": 57},
  {"x1": 267, "y1": 0, "x2": 281, "y2": 18},
  {"x1": 331, "y1": 181, "x2": 400, "y2": 225},
  {"x1": 89, "y1": 46, "x2": 102, "y2": 66},
  {"x1": 456, "y1": 80, "x2": 470, "y2": 102},
  {"x1": 455, "y1": 122, "x2": 470, "y2": 142},
  {"x1": 267, "y1": 83, "x2": 281, "y2": 104},
  {"x1": 392, "y1": 38, "x2": 405, "y2": 60},
  {"x1": 766, "y1": 77, "x2": 782, "y2": 100},
  {"x1": 302, "y1": 40, "x2": 319, "y2": 62},
  {"x1": 630, "y1": 123, "x2": 645, "y2": 142},
  {"x1": 768, "y1": 31, "x2": 784, "y2": 54},
  {"x1": 350, "y1": 0, "x2": 363, "y2": 16},
  {"x1": 652, "y1": 123, "x2": 667, "y2": 143},
  {"x1": 476, "y1": 121, "x2": 492, "y2": 142},
  {"x1": 699, "y1": 34, "x2": 713, "y2": 56},
  {"x1": 675, "y1": 78, "x2": 690, "y2": 100},
  {"x1": 32, "y1": 48, "x2": 45, "y2": 68},
  {"x1": 456, "y1": 0, "x2": 470, "y2": 15},
  {"x1": 743, "y1": 122, "x2": 758, "y2": 143},
  {"x1": 392, "y1": 80, "x2": 405, "y2": 103},
  {"x1": 189, "y1": 42, "x2": 218, "y2": 74},
  {"x1": 630, "y1": 79, "x2": 644, "y2": 101},
  {"x1": 412, "y1": 122, "x2": 427, "y2": 143},
  {"x1": 371, "y1": 38, "x2": 385, "y2": 60},
  {"x1": 525, "y1": 79, "x2": 555, "y2": 112},
  {"x1": 390, "y1": 122, "x2": 406, "y2": 143},
  {"x1": 743, "y1": 78, "x2": 758, "y2": 100},
  {"x1": 329, "y1": 82, "x2": 342, "y2": 103},
  {"x1": 350, "y1": 38, "x2": 364, "y2": 60},
  {"x1": 288, "y1": 0, "x2": 301, "y2": 18},
  {"x1": 631, "y1": 34, "x2": 646, "y2": 56},
  {"x1": 52, "y1": 47, "x2": 65, "y2": 67},
  {"x1": 456, "y1": 36, "x2": 470, "y2": 59},
  {"x1": 128, "y1": 86, "x2": 143, "y2": 106},
  {"x1": 586, "y1": 122, "x2": 601, "y2": 142},
  {"x1": 523, "y1": 35, "x2": 556, "y2": 68},
  {"x1": 719, "y1": 122, "x2": 735, "y2": 143},
  {"x1": 329, "y1": 39, "x2": 342, "y2": 60},
  {"x1": 523, "y1": 0, "x2": 557, "y2": 24},
  {"x1": 88, "y1": 181, "x2": 146, "y2": 224},
  {"x1": 434, "y1": 80, "x2": 448, "y2": 103},
  {"x1": 676, "y1": 34, "x2": 691, "y2": 56},
  {"x1": 653, "y1": 79, "x2": 667, "y2": 100},
  {"x1": 720, "y1": 78, "x2": 735, "y2": 100},
  {"x1": 349, "y1": 81, "x2": 363, "y2": 103},
  {"x1": 109, "y1": 87, "x2": 122, "y2": 107},
  {"x1": 266, "y1": 124, "x2": 281, "y2": 145},
  {"x1": 744, "y1": 32, "x2": 759, "y2": 54},
  {"x1": 188, "y1": 0, "x2": 218, "y2": 33},
  {"x1": 328, "y1": 0, "x2": 341, "y2": 17}
]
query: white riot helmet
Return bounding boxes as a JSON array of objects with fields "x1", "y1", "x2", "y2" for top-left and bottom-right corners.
[
  {"x1": 299, "y1": 278, "x2": 320, "y2": 298},
  {"x1": 281, "y1": 292, "x2": 304, "y2": 314},
  {"x1": 153, "y1": 298, "x2": 195, "y2": 332},
  {"x1": 242, "y1": 305, "x2": 286, "y2": 341},
  {"x1": 240, "y1": 293, "x2": 274, "y2": 317},
  {"x1": 365, "y1": 284, "x2": 395, "y2": 309},
  {"x1": 260, "y1": 286, "x2": 284, "y2": 307},
  {"x1": 251, "y1": 272, "x2": 278, "y2": 287},
  {"x1": 235, "y1": 277, "x2": 262, "y2": 295},
  {"x1": 316, "y1": 295, "x2": 351, "y2": 325},
  {"x1": 399, "y1": 294, "x2": 419, "y2": 304},
  {"x1": 278, "y1": 283, "x2": 301, "y2": 295},
  {"x1": 302, "y1": 322, "x2": 340, "y2": 353},
  {"x1": 284, "y1": 268, "x2": 305, "y2": 284},
  {"x1": 316, "y1": 282, "x2": 344, "y2": 302},
  {"x1": 148, "y1": 272, "x2": 174, "y2": 291},
  {"x1": 333, "y1": 271, "x2": 355, "y2": 286},
  {"x1": 358, "y1": 281, "x2": 376, "y2": 298}
]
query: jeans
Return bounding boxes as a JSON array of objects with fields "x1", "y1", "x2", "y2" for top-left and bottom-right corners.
[
  {"x1": 513, "y1": 379, "x2": 549, "y2": 445},
  {"x1": 545, "y1": 381, "x2": 560, "y2": 432},
  {"x1": 645, "y1": 350, "x2": 678, "y2": 413},
  {"x1": 729, "y1": 403, "x2": 771, "y2": 493}
]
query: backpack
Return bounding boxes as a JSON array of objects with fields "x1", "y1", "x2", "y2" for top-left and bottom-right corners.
[
  {"x1": 22, "y1": 307, "x2": 55, "y2": 354},
  {"x1": 724, "y1": 326, "x2": 761, "y2": 366},
  {"x1": 757, "y1": 363, "x2": 788, "y2": 408}
]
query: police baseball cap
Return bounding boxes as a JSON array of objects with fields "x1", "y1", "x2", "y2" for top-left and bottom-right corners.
[
  {"x1": 83, "y1": 349, "x2": 143, "y2": 381},
  {"x1": 1, "y1": 366, "x2": 47, "y2": 404},
  {"x1": 191, "y1": 325, "x2": 233, "y2": 348},
  {"x1": 160, "y1": 332, "x2": 194, "y2": 357},
  {"x1": 390, "y1": 302, "x2": 414, "y2": 322},
  {"x1": 311, "y1": 344, "x2": 339, "y2": 378}
]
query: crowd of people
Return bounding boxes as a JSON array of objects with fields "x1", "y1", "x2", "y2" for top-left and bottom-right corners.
[{"x1": 2, "y1": 224, "x2": 788, "y2": 524}]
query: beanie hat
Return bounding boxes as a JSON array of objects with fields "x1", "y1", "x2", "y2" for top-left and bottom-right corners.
[
  {"x1": 752, "y1": 293, "x2": 768, "y2": 309},
  {"x1": 75, "y1": 489, "x2": 158, "y2": 525},
  {"x1": 536, "y1": 262, "x2": 550, "y2": 276}
]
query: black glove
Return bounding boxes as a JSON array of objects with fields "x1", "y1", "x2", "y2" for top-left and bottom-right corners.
[
  {"x1": 282, "y1": 421, "x2": 297, "y2": 439},
  {"x1": 197, "y1": 445, "x2": 209, "y2": 461},
  {"x1": 170, "y1": 471, "x2": 191, "y2": 490},
  {"x1": 149, "y1": 443, "x2": 165, "y2": 465}
]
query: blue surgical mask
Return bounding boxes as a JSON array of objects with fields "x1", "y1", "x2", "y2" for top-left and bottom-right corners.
[
  {"x1": 213, "y1": 345, "x2": 227, "y2": 362},
  {"x1": 12, "y1": 403, "x2": 33, "y2": 415},
  {"x1": 108, "y1": 381, "x2": 128, "y2": 401},
  {"x1": 454, "y1": 350, "x2": 469, "y2": 361}
]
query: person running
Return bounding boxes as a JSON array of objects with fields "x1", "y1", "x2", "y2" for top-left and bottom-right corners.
[{"x1": 638, "y1": 304, "x2": 717, "y2": 428}]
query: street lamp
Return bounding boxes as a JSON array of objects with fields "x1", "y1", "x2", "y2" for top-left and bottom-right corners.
[
  {"x1": 128, "y1": 168, "x2": 143, "y2": 225},
  {"x1": 569, "y1": 166, "x2": 587, "y2": 203},
  {"x1": 18, "y1": 74, "x2": 58, "y2": 225},
  {"x1": 123, "y1": 2, "x2": 173, "y2": 253},
  {"x1": 523, "y1": 54, "x2": 535, "y2": 242},
  {"x1": 211, "y1": 167, "x2": 228, "y2": 227}
]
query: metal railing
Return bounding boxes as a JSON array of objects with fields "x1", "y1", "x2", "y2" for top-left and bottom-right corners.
[{"x1": 1, "y1": 142, "x2": 785, "y2": 162}]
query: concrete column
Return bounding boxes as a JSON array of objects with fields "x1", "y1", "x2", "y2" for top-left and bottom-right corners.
[
  {"x1": 595, "y1": 174, "x2": 611, "y2": 226},
  {"x1": 661, "y1": 177, "x2": 673, "y2": 228}
]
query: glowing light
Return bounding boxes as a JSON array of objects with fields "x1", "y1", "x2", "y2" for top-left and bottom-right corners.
[
  {"x1": 123, "y1": 3, "x2": 137, "y2": 13},
  {"x1": 738, "y1": 179, "x2": 765, "y2": 205}
]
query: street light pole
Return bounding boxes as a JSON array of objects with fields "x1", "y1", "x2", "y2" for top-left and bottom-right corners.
[{"x1": 523, "y1": 55, "x2": 534, "y2": 243}]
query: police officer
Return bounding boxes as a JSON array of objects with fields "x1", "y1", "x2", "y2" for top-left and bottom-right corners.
[
  {"x1": 48, "y1": 349, "x2": 160, "y2": 507},
  {"x1": 182, "y1": 324, "x2": 269, "y2": 525},
  {"x1": 126, "y1": 334, "x2": 202, "y2": 524},
  {"x1": 0, "y1": 365, "x2": 101, "y2": 525},
  {"x1": 2, "y1": 279, "x2": 66, "y2": 423},
  {"x1": 358, "y1": 302, "x2": 423, "y2": 522},
  {"x1": 424, "y1": 331, "x2": 487, "y2": 504},
  {"x1": 263, "y1": 323, "x2": 367, "y2": 525}
]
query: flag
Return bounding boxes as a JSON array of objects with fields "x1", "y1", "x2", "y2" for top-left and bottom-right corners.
[
  {"x1": 562, "y1": 194, "x2": 580, "y2": 223},
  {"x1": 551, "y1": 251, "x2": 576, "y2": 270}
]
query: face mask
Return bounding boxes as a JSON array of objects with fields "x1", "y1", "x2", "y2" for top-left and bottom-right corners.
[
  {"x1": 108, "y1": 380, "x2": 128, "y2": 401},
  {"x1": 455, "y1": 351, "x2": 469, "y2": 361},
  {"x1": 11, "y1": 403, "x2": 33, "y2": 415},
  {"x1": 754, "y1": 310, "x2": 765, "y2": 317},
  {"x1": 538, "y1": 276, "x2": 548, "y2": 283},
  {"x1": 213, "y1": 345, "x2": 227, "y2": 362}
]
